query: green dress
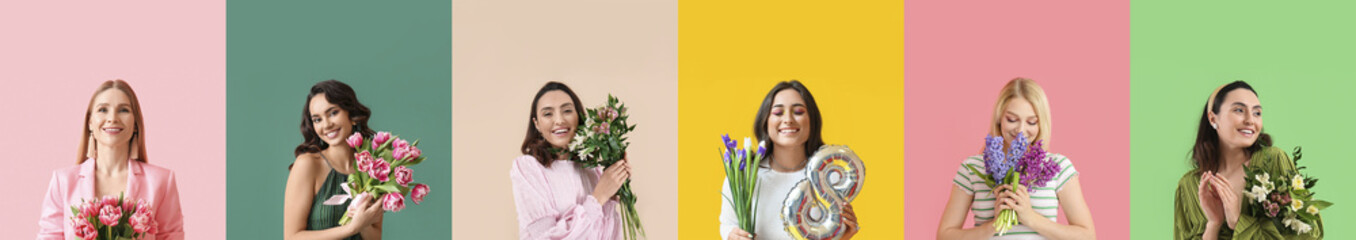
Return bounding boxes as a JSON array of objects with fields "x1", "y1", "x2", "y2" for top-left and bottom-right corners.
[
  {"x1": 1174, "y1": 146, "x2": 1325, "y2": 240},
  {"x1": 308, "y1": 169, "x2": 362, "y2": 240}
]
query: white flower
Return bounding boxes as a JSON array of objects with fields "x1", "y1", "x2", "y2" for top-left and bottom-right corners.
[
  {"x1": 1255, "y1": 172, "x2": 1270, "y2": 183},
  {"x1": 1249, "y1": 186, "x2": 1269, "y2": 203},
  {"x1": 1307, "y1": 205, "x2": 1319, "y2": 215},
  {"x1": 1284, "y1": 217, "x2": 1313, "y2": 234},
  {"x1": 1290, "y1": 199, "x2": 1305, "y2": 212},
  {"x1": 1292, "y1": 175, "x2": 1306, "y2": 190},
  {"x1": 743, "y1": 137, "x2": 751, "y2": 150}
]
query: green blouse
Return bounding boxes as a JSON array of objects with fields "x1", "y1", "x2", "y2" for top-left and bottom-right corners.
[{"x1": 1174, "y1": 146, "x2": 1325, "y2": 240}]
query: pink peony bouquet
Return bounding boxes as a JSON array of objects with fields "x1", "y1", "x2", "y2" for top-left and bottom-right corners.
[
  {"x1": 68, "y1": 193, "x2": 157, "y2": 240},
  {"x1": 325, "y1": 131, "x2": 432, "y2": 225}
]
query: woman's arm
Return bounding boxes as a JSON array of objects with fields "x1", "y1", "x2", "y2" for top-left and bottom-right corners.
[
  {"x1": 1012, "y1": 176, "x2": 1095, "y2": 240},
  {"x1": 1174, "y1": 172, "x2": 1207, "y2": 240},
  {"x1": 936, "y1": 185, "x2": 997, "y2": 240},
  {"x1": 37, "y1": 172, "x2": 67, "y2": 240},
  {"x1": 282, "y1": 155, "x2": 363, "y2": 240}
]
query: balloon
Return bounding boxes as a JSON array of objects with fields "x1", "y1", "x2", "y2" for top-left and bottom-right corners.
[{"x1": 781, "y1": 145, "x2": 865, "y2": 239}]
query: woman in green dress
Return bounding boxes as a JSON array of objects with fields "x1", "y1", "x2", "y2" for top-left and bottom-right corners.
[
  {"x1": 1173, "y1": 81, "x2": 1323, "y2": 240},
  {"x1": 283, "y1": 80, "x2": 386, "y2": 240}
]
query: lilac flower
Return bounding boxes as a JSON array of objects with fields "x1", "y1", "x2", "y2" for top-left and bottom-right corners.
[
  {"x1": 1018, "y1": 139, "x2": 1059, "y2": 193},
  {"x1": 1007, "y1": 132, "x2": 1028, "y2": 165},
  {"x1": 983, "y1": 135, "x2": 1012, "y2": 184}
]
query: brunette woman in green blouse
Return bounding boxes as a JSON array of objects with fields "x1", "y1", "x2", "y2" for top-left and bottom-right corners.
[{"x1": 1173, "y1": 81, "x2": 1323, "y2": 240}]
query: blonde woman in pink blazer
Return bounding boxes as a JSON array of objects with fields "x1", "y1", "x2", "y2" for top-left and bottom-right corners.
[{"x1": 37, "y1": 80, "x2": 185, "y2": 240}]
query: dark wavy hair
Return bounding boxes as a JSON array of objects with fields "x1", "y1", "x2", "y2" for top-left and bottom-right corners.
[
  {"x1": 294, "y1": 80, "x2": 375, "y2": 156},
  {"x1": 520, "y1": 81, "x2": 585, "y2": 166},
  {"x1": 1191, "y1": 80, "x2": 1271, "y2": 173},
  {"x1": 753, "y1": 80, "x2": 825, "y2": 166}
]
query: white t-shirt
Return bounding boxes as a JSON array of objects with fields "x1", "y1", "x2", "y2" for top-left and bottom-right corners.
[
  {"x1": 953, "y1": 153, "x2": 1078, "y2": 240},
  {"x1": 719, "y1": 167, "x2": 807, "y2": 240}
]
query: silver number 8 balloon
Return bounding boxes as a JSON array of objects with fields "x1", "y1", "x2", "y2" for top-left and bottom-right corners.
[{"x1": 781, "y1": 145, "x2": 865, "y2": 239}]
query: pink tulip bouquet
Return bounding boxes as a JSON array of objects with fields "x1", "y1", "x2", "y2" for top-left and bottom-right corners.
[
  {"x1": 325, "y1": 131, "x2": 433, "y2": 225},
  {"x1": 68, "y1": 194, "x2": 157, "y2": 240}
]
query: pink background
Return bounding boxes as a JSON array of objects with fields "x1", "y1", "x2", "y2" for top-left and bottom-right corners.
[
  {"x1": 904, "y1": 0, "x2": 1129, "y2": 239},
  {"x1": 0, "y1": 1, "x2": 225, "y2": 239}
]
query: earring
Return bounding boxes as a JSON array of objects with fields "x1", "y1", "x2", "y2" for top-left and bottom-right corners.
[{"x1": 1211, "y1": 123, "x2": 1217, "y2": 129}]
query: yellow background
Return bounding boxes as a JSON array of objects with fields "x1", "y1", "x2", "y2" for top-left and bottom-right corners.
[{"x1": 677, "y1": 0, "x2": 904, "y2": 238}]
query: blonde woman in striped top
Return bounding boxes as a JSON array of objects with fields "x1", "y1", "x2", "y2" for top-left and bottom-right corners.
[{"x1": 936, "y1": 78, "x2": 1096, "y2": 239}]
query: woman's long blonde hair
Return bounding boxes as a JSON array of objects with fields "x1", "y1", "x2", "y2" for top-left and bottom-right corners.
[
  {"x1": 78, "y1": 80, "x2": 148, "y2": 163},
  {"x1": 989, "y1": 78, "x2": 1052, "y2": 149}
]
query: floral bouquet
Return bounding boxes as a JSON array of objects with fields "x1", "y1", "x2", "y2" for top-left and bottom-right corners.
[
  {"x1": 325, "y1": 131, "x2": 433, "y2": 225},
  {"x1": 962, "y1": 132, "x2": 1061, "y2": 235},
  {"x1": 720, "y1": 134, "x2": 764, "y2": 234},
  {"x1": 1241, "y1": 147, "x2": 1332, "y2": 236},
  {"x1": 68, "y1": 193, "x2": 157, "y2": 240},
  {"x1": 563, "y1": 94, "x2": 643, "y2": 239}
]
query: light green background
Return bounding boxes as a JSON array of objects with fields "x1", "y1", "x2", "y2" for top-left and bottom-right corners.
[
  {"x1": 226, "y1": 0, "x2": 451, "y2": 238},
  {"x1": 1130, "y1": 1, "x2": 1356, "y2": 238}
]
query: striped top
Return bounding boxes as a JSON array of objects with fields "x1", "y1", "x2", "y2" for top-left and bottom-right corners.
[
  {"x1": 309, "y1": 169, "x2": 361, "y2": 240},
  {"x1": 952, "y1": 153, "x2": 1078, "y2": 239}
]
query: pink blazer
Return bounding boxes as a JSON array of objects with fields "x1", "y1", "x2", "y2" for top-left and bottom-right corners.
[{"x1": 38, "y1": 159, "x2": 185, "y2": 240}]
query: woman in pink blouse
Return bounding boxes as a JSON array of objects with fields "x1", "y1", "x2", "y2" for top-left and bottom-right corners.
[
  {"x1": 510, "y1": 81, "x2": 632, "y2": 239},
  {"x1": 38, "y1": 80, "x2": 185, "y2": 239}
]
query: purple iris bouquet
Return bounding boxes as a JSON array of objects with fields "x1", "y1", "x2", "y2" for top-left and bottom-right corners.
[
  {"x1": 720, "y1": 134, "x2": 764, "y2": 234},
  {"x1": 963, "y1": 132, "x2": 1061, "y2": 235}
]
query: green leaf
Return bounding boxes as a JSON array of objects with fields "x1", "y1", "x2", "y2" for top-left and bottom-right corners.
[{"x1": 1310, "y1": 200, "x2": 1333, "y2": 210}]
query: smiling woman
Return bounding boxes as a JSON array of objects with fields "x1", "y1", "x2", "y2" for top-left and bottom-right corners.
[
  {"x1": 39, "y1": 80, "x2": 186, "y2": 240},
  {"x1": 283, "y1": 80, "x2": 386, "y2": 240},
  {"x1": 510, "y1": 81, "x2": 632, "y2": 239}
]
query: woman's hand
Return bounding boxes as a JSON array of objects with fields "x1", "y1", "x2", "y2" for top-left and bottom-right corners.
[
  {"x1": 999, "y1": 184, "x2": 1043, "y2": 224},
  {"x1": 592, "y1": 158, "x2": 630, "y2": 204},
  {"x1": 991, "y1": 186, "x2": 1009, "y2": 218},
  {"x1": 726, "y1": 228, "x2": 755, "y2": 240},
  {"x1": 839, "y1": 202, "x2": 859, "y2": 239},
  {"x1": 1207, "y1": 172, "x2": 1241, "y2": 228},
  {"x1": 1197, "y1": 171, "x2": 1225, "y2": 227},
  {"x1": 346, "y1": 193, "x2": 385, "y2": 235}
]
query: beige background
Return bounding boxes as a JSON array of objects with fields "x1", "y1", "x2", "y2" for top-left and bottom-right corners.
[{"x1": 451, "y1": 0, "x2": 677, "y2": 238}]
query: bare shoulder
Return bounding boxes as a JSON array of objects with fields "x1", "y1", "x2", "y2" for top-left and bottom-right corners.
[{"x1": 290, "y1": 153, "x2": 327, "y2": 176}]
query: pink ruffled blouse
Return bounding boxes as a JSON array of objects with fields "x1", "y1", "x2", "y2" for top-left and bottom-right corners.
[{"x1": 509, "y1": 155, "x2": 621, "y2": 239}]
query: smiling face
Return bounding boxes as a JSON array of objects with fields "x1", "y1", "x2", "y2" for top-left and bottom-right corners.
[
  {"x1": 1210, "y1": 89, "x2": 1263, "y2": 150},
  {"x1": 309, "y1": 93, "x2": 355, "y2": 148},
  {"x1": 533, "y1": 90, "x2": 578, "y2": 149},
  {"x1": 765, "y1": 89, "x2": 812, "y2": 149},
  {"x1": 87, "y1": 89, "x2": 137, "y2": 148},
  {"x1": 999, "y1": 97, "x2": 1040, "y2": 147}
]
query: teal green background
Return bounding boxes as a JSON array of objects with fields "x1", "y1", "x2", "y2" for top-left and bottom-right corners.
[
  {"x1": 226, "y1": 0, "x2": 450, "y2": 238},
  {"x1": 1130, "y1": 1, "x2": 1356, "y2": 238}
]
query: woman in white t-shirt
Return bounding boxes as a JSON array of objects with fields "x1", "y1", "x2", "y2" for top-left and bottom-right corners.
[
  {"x1": 936, "y1": 78, "x2": 1096, "y2": 239},
  {"x1": 719, "y1": 80, "x2": 859, "y2": 240}
]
